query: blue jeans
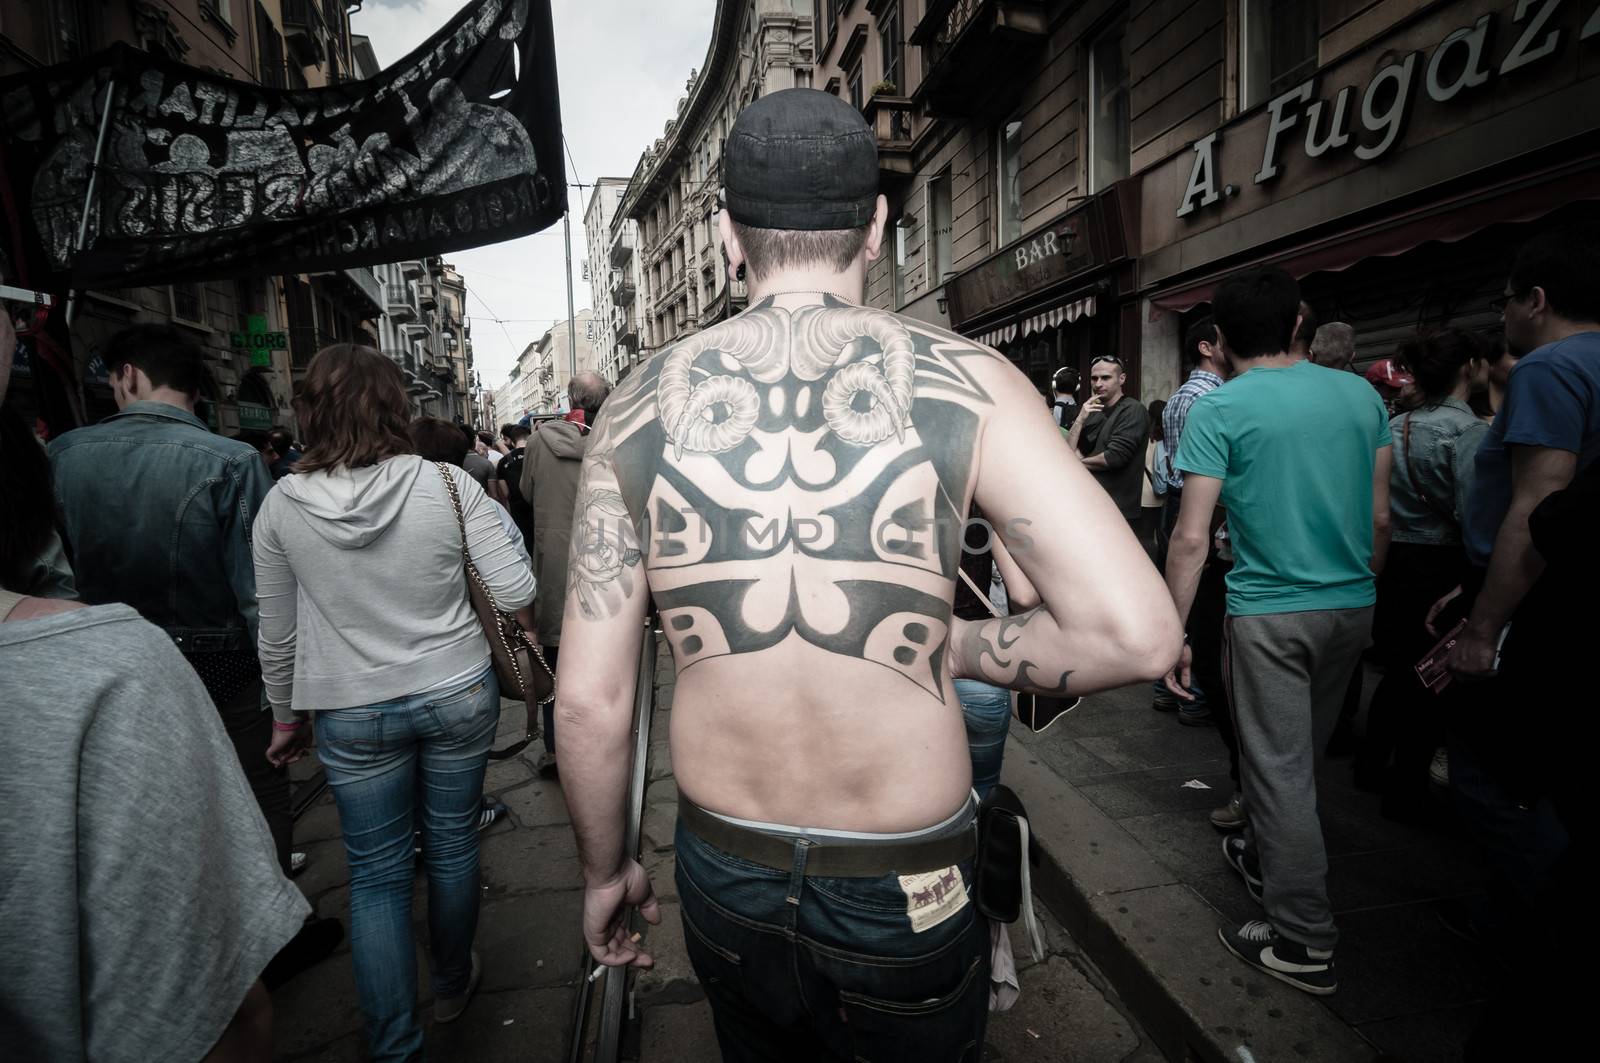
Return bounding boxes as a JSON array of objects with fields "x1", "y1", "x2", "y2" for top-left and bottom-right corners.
[
  {"x1": 316, "y1": 668, "x2": 500, "y2": 1062},
  {"x1": 954, "y1": 678, "x2": 1009, "y2": 801},
  {"x1": 674, "y1": 819, "x2": 989, "y2": 1063}
]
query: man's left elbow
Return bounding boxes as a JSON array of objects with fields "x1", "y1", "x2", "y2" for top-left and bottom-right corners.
[{"x1": 1114, "y1": 608, "x2": 1185, "y2": 681}]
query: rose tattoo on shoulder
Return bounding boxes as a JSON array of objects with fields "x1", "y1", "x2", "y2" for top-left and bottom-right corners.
[{"x1": 572, "y1": 488, "x2": 643, "y2": 620}]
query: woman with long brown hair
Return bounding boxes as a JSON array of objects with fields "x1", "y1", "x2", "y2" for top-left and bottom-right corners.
[
  {"x1": 1357, "y1": 329, "x2": 1489, "y2": 820},
  {"x1": 252, "y1": 345, "x2": 534, "y2": 1060}
]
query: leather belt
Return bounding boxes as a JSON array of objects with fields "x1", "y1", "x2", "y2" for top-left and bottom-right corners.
[
  {"x1": 678, "y1": 797, "x2": 976, "y2": 879},
  {"x1": 166, "y1": 627, "x2": 248, "y2": 654}
]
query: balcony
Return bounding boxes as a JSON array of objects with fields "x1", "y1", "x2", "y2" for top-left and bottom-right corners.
[
  {"x1": 609, "y1": 228, "x2": 636, "y2": 267},
  {"x1": 343, "y1": 266, "x2": 383, "y2": 315},
  {"x1": 616, "y1": 309, "x2": 639, "y2": 351},
  {"x1": 401, "y1": 320, "x2": 429, "y2": 339},
  {"x1": 416, "y1": 282, "x2": 437, "y2": 311},
  {"x1": 863, "y1": 95, "x2": 916, "y2": 185},
  {"x1": 400, "y1": 260, "x2": 425, "y2": 279},
  {"x1": 311, "y1": 265, "x2": 383, "y2": 318},
  {"x1": 912, "y1": 0, "x2": 1047, "y2": 117},
  {"x1": 385, "y1": 284, "x2": 416, "y2": 321},
  {"x1": 610, "y1": 270, "x2": 636, "y2": 306},
  {"x1": 281, "y1": 0, "x2": 327, "y2": 67}
]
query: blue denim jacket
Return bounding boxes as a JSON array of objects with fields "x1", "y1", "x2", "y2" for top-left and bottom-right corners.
[
  {"x1": 1389, "y1": 397, "x2": 1489, "y2": 546},
  {"x1": 48, "y1": 401, "x2": 272, "y2": 643}
]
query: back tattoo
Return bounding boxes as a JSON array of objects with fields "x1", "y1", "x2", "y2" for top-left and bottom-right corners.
[{"x1": 568, "y1": 295, "x2": 998, "y2": 702}]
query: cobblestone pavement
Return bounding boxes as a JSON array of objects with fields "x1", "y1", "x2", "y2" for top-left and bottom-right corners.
[
  {"x1": 272, "y1": 702, "x2": 586, "y2": 1062},
  {"x1": 1011, "y1": 668, "x2": 1488, "y2": 1062}
]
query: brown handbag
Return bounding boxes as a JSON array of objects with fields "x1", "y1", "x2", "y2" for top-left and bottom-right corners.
[{"x1": 435, "y1": 463, "x2": 555, "y2": 753}]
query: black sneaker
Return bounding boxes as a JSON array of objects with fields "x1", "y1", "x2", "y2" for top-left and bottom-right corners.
[
  {"x1": 1218, "y1": 920, "x2": 1336, "y2": 995},
  {"x1": 1222, "y1": 834, "x2": 1263, "y2": 903}
]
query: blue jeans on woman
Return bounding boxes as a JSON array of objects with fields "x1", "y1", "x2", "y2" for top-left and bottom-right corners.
[
  {"x1": 954, "y1": 678, "x2": 1009, "y2": 801},
  {"x1": 316, "y1": 667, "x2": 501, "y2": 1062}
]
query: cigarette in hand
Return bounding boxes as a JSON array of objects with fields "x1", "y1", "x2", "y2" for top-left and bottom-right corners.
[{"x1": 587, "y1": 933, "x2": 643, "y2": 982}]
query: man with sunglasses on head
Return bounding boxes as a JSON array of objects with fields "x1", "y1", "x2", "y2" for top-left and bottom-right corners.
[{"x1": 1067, "y1": 354, "x2": 1150, "y2": 526}]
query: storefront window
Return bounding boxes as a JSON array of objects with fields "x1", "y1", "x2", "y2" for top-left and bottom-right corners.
[
  {"x1": 1240, "y1": 0, "x2": 1320, "y2": 110},
  {"x1": 996, "y1": 113, "x2": 1023, "y2": 246},
  {"x1": 1089, "y1": 26, "x2": 1130, "y2": 193},
  {"x1": 929, "y1": 171, "x2": 953, "y2": 283}
]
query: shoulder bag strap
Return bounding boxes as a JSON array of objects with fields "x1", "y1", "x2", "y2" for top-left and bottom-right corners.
[
  {"x1": 956, "y1": 566, "x2": 1003, "y2": 619},
  {"x1": 435, "y1": 461, "x2": 470, "y2": 557}
]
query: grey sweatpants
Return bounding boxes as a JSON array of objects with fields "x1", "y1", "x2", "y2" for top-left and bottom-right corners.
[{"x1": 1224, "y1": 606, "x2": 1373, "y2": 951}]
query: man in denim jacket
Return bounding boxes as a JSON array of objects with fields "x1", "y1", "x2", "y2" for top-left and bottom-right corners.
[{"x1": 48, "y1": 324, "x2": 289, "y2": 867}]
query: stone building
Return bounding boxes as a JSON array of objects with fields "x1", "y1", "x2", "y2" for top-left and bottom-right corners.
[
  {"x1": 501, "y1": 309, "x2": 598, "y2": 419},
  {"x1": 810, "y1": 0, "x2": 1600, "y2": 403},
  {"x1": 615, "y1": 0, "x2": 815, "y2": 360},
  {"x1": 583, "y1": 177, "x2": 643, "y2": 384}
]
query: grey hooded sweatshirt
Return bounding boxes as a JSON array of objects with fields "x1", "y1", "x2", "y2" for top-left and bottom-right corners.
[{"x1": 253, "y1": 455, "x2": 535, "y2": 721}]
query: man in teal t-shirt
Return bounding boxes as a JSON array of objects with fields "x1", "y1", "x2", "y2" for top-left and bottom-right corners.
[{"x1": 1162, "y1": 267, "x2": 1392, "y2": 997}]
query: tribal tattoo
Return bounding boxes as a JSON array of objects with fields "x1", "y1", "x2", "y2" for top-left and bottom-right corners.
[
  {"x1": 958, "y1": 607, "x2": 1077, "y2": 697},
  {"x1": 568, "y1": 295, "x2": 1001, "y2": 700}
]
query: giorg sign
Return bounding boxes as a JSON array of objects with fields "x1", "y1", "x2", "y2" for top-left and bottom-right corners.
[{"x1": 1176, "y1": 0, "x2": 1598, "y2": 217}]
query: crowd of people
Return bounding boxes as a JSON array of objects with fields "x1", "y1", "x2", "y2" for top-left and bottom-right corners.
[
  {"x1": 1108, "y1": 230, "x2": 1587, "y2": 1055},
  {"x1": 0, "y1": 84, "x2": 1591, "y2": 1063},
  {"x1": 0, "y1": 300, "x2": 618, "y2": 1059}
]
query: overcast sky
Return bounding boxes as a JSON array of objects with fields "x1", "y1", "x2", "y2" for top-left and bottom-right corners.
[{"x1": 353, "y1": 0, "x2": 717, "y2": 396}]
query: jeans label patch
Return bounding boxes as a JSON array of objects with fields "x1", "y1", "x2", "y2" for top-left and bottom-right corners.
[{"x1": 898, "y1": 866, "x2": 968, "y2": 933}]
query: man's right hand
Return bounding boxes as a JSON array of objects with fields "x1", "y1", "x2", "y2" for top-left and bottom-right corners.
[
  {"x1": 1163, "y1": 642, "x2": 1196, "y2": 701},
  {"x1": 583, "y1": 859, "x2": 662, "y2": 969}
]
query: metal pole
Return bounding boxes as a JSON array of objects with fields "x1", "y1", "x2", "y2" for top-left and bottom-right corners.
[
  {"x1": 563, "y1": 209, "x2": 578, "y2": 382},
  {"x1": 594, "y1": 619, "x2": 656, "y2": 1062},
  {"x1": 64, "y1": 79, "x2": 119, "y2": 331}
]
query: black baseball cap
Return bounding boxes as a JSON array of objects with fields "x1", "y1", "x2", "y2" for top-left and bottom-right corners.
[{"x1": 723, "y1": 89, "x2": 879, "y2": 232}]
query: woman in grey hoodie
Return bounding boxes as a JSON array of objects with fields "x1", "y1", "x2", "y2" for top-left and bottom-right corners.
[{"x1": 252, "y1": 346, "x2": 535, "y2": 1061}]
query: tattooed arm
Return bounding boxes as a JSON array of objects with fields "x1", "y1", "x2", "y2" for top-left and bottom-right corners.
[
  {"x1": 951, "y1": 359, "x2": 1182, "y2": 696},
  {"x1": 554, "y1": 401, "x2": 661, "y2": 969}
]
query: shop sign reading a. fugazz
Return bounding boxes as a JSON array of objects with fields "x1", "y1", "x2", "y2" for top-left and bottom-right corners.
[{"x1": 1176, "y1": 0, "x2": 1598, "y2": 217}]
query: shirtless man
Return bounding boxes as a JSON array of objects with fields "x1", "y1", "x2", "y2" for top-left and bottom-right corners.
[{"x1": 556, "y1": 90, "x2": 1180, "y2": 1061}]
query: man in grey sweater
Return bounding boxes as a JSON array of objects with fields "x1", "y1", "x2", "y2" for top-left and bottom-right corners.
[
  {"x1": 1067, "y1": 354, "x2": 1150, "y2": 523},
  {"x1": 522, "y1": 371, "x2": 612, "y2": 775}
]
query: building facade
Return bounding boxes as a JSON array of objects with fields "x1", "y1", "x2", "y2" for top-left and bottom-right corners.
[
  {"x1": 811, "y1": 0, "x2": 1599, "y2": 405},
  {"x1": 1, "y1": 0, "x2": 383, "y2": 436},
  {"x1": 584, "y1": 177, "x2": 644, "y2": 384},
  {"x1": 500, "y1": 308, "x2": 598, "y2": 419},
  {"x1": 614, "y1": 0, "x2": 815, "y2": 362}
]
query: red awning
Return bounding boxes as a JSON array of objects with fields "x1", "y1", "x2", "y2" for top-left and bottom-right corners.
[{"x1": 1149, "y1": 157, "x2": 1600, "y2": 313}]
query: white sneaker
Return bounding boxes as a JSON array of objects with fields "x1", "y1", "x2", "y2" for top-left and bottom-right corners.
[{"x1": 1429, "y1": 749, "x2": 1449, "y2": 788}]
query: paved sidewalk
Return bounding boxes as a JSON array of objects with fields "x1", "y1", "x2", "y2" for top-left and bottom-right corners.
[
  {"x1": 632, "y1": 637, "x2": 1168, "y2": 1063},
  {"x1": 272, "y1": 700, "x2": 587, "y2": 1062},
  {"x1": 1010, "y1": 669, "x2": 1489, "y2": 1062}
]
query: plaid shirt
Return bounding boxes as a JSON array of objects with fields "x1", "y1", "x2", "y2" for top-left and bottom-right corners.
[{"x1": 1160, "y1": 369, "x2": 1224, "y2": 490}]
